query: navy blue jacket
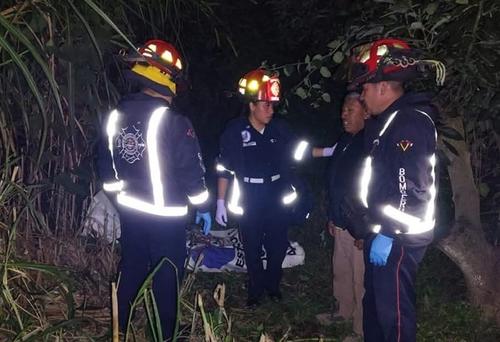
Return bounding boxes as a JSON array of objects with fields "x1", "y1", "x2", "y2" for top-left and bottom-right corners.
[
  {"x1": 97, "y1": 92, "x2": 209, "y2": 215},
  {"x1": 327, "y1": 131, "x2": 366, "y2": 229},
  {"x1": 363, "y1": 92, "x2": 438, "y2": 247},
  {"x1": 217, "y1": 116, "x2": 305, "y2": 182}
]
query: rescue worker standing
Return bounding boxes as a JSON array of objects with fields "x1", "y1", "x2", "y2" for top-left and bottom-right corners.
[
  {"x1": 348, "y1": 38, "x2": 445, "y2": 341},
  {"x1": 214, "y1": 69, "x2": 328, "y2": 308},
  {"x1": 97, "y1": 40, "x2": 211, "y2": 340},
  {"x1": 327, "y1": 92, "x2": 369, "y2": 337}
]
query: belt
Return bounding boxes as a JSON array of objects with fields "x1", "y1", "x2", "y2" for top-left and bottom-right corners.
[{"x1": 243, "y1": 174, "x2": 281, "y2": 184}]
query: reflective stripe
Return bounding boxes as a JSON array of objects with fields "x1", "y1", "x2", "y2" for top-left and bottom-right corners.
[
  {"x1": 103, "y1": 181, "x2": 123, "y2": 192},
  {"x1": 359, "y1": 108, "x2": 437, "y2": 235},
  {"x1": 359, "y1": 156, "x2": 372, "y2": 208},
  {"x1": 117, "y1": 193, "x2": 188, "y2": 216},
  {"x1": 104, "y1": 106, "x2": 198, "y2": 217},
  {"x1": 382, "y1": 154, "x2": 437, "y2": 234},
  {"x1": 379, "y1": 110, "x2": 399, "y2": 137},
  {"x1": 188, "y1": 189, "x2": 209, "y2": 205},
  {"x1": 228, "y1": 177, "x2": 244, "y2": 215},
  {"x1": 216, "y1": 163, "x2": 244, "y2": 215},
  {"x1": 271, "y1": 174, "x2": 281, "y2": 182},
  {"x1": 148, "y1": 107, "x2": 167, "y2": 207},
  {"x1": 293, "y1": 140, "x2": 309, "y2": 161},
  {"x1": 106, "y1": 110, "x2": 120, "y2": 181},
  {"x1": 282, "y1": 185, "x2": 298, "y2": 205}
]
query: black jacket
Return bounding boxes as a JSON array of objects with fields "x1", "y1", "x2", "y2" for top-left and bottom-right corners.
[
  {"x1": 363, "y1": 92, "x2": 438, "y2": 247},
  {"x1": 97, "y1": 92, "x2": 209, "y2": 215},
  {"x1": 327, "y1": 131, "x2": 366, "y2": 231}
]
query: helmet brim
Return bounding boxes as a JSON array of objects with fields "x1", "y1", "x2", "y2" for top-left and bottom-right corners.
[{"x1": 125, "y1": 70, "x2": 175, "y2": 97}]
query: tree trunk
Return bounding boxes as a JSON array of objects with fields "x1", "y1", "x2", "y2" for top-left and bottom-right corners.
[{"x1": 437, "y1": 116, "x2": 500, "y2": 323}]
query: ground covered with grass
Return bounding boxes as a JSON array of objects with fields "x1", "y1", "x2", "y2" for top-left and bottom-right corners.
[{"x1": 183, "y1": 207, "x2": 500, "y2": 341}]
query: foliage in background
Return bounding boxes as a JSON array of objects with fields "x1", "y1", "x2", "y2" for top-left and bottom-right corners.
[{"x1": 1, "y1": 0, "x2": 500, "y2": 340}]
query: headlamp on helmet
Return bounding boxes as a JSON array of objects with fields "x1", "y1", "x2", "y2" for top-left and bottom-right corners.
[
  {"x1": 348, "y1": 38, "x2": 446, "y2": 89},
  {"x1": 238, "y1": 69, "x2": 280, "y2": 102}
]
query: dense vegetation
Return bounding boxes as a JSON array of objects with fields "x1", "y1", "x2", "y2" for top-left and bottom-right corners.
[{"x1": 0, "y1": 0, "x2": 499, "y2": 340}]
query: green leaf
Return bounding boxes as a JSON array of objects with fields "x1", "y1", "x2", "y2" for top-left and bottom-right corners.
[
  {"x1": 322, "y1": 93, "x2": 331, "y2": 103},
  {"x1": 455, "y1": 0, "x2": 468, "y2": 4},
  {"x1": 333, "y1": 51, "x2": 344, "y2": 64},
  {"x1": 320, "y1": 66, "x2": 331, "y2": 78},
  {"x1": 295, "y1": 87, "x2": 307, "y2": 99},
  {"x1": 304, "y1": 54, "x2": 311, "y2": 64},
  {"x1": 312, "y1": 54, "x2": 322, "y2": 60},
  {"x1": 425, "y1": 3, "x2": 439, "y2": 15},
  {"x1": 410, "y1": 22, "x2": 424, "y2": 30},
  {"x1": 327, "y1": 40, "x2": 341, "y2": 49}
]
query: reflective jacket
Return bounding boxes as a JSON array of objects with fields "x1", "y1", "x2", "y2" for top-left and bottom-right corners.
[
  {"x1": 216, "y1": 116, "x2": 310, "y2": 215},
  {"x1": 360, "y1": 92, "x2": 437, "y2": 247},
  {"x1": 97, "y1": 92, "x2": 209, "y2": 216}
]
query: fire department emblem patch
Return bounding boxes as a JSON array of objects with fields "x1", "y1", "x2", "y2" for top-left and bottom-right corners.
[
  {"x1": 397, "y1": 139, "x2": 413, "y2": 152},
  {"x1": 270, "y1": 80, "x2": 280, "y2": 97},
  {"x1": 241, "y1": 130, "x2": 251, "y2": 143},
  {"x1": 117, "y1": 125, "x2": 146, "y2": 164}
]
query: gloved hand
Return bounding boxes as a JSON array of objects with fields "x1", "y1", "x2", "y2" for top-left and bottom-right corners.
[
  {"x1": 322, "y1": 145, "x2": 337, "y2": 157},
  {"x1": 215, "y1": 199, "x2": 227, "y2": 226},
  {"x1": 195, "y1": 211, "x2": 212, "y2": 235},
  {"x1": 369, "y1": 234, "x2": 393, "y2": 266}
]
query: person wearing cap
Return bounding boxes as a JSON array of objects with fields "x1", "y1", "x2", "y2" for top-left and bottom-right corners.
[
  {"x1": 97, "y1": 40, "x2": 211, "y2": 339},
  {"x1": 348, "y1": 38, "x2": 445, "y2": 341},
  {"x1": 214, "y1": 68, "x2": 332, "y2": 308},
  {"x1": 326, "y1": 91, "x2": 369, "y2": 337}
]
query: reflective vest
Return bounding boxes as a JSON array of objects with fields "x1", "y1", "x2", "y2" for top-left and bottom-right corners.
[{"x1": 102, "y1": 106, "x2": 208, "y2": 216}]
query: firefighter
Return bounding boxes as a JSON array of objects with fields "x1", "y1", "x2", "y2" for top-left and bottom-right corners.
[
  {"x1": 214, "y1": 69, "x2": 331, "y2": 308},
  {"x1": 348, "y1": 38, "x2": 445, "y2": 341},
  {"x1": 97, "y1": 39, "x2": 211, "y2": 340}
]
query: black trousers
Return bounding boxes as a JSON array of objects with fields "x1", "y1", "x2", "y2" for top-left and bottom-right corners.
[
  {"x1": 363, "y1": 235, "x2": 426, "y2": 342},
  {"x1": 117, "y1": 207, "x2": 187, "y2": 340},
  {"x1": 239, "y1": 181, "x2": 289, "y2": 301}
]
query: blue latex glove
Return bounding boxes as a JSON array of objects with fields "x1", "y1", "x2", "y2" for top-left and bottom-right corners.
[
  {"x1": 369, "y1": 234, "x2": 394, "y2": 266},
  {"x1": 195, "y1": 211, "x2": 212, "y2": 235}
]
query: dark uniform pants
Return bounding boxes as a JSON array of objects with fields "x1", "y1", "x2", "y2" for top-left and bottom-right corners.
[
  {"x1": 117, "y1": 207, "x2": 187, "y2": 340},
  {"x1": 363, "y1": 235, "x2": 426, "y2": 342},
  {"x1": 239, "y1": 181, "x2": 289, "y2": 301}
]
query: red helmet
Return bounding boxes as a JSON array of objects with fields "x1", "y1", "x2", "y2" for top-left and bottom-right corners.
[
  {"x1": 125, "y1": 39, "x2": 184, "y2": 97},
  {"x1": 349, "y1": 38, "x2": 446, "y2": 89},
  {"x1": 238, "y1": 69, "x2": 280, "y2": 102}
]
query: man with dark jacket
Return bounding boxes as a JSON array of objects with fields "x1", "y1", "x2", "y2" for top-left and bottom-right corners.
[
  {"x1": 349, "y1": 38, "x2": 445, "y2": 342},
  {"x1": 327, "y1": 91, "x2": 369, "y2": 337}
]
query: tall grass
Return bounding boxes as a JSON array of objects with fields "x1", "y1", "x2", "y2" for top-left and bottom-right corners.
[{"x1": 0, "y1": 0, "x2": 233, "y2": 339}]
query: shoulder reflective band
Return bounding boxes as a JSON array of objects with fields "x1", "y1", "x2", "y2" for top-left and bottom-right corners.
[
  {"x1": 379, "y1": 110, "x2": 399, "y2": 137},
  {"x1": 293, "y1": 140, "x2": 309, "y2": 161},
  {"x1": 215, "y1": 163, "x2": 244, "y2": 215},
  {"x1": 282, "y1": 185, "x2": 298, "y2": 205},
  {"x1": 188, "y1": 189, "x2": 209, "y2": 205}
]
